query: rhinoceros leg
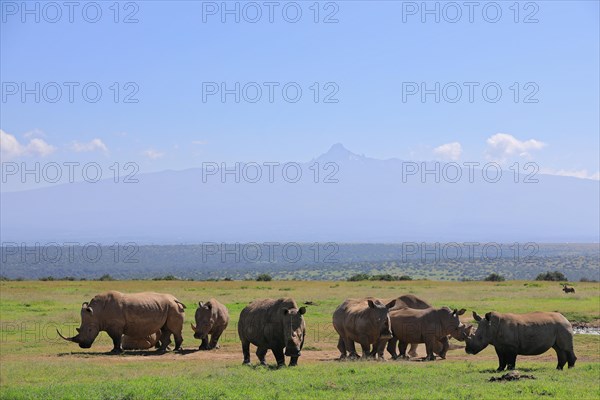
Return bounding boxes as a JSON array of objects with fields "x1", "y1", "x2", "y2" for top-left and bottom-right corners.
[
  {"x1": 172, "y1": 331, "x2": 183, "y2": 351},
  {"x1": 345, "y1": 338, "x2": 359, "y2": 359},
  {"x1": 566, "y1": 350, "x2": 577, "y2": 368},
  {"x1": 209, "y1": 329, "x2": 224, "y2": 350},
  {"x1": 199, "y1": 336, "x2": 210, "y2": 350},
  {"x1": 241, "y1": 339, "x2": 251, "y2": 365},
  {"x1": 495, "y1": 348, "x2": 507, "y2": 371},
  {"x1": 256, "y1": 346, "x2": 268, "y2": 366},
  {"x1": 272, "y1": 347, "x2": 285, "y2": 367},
  {"x1": 157, "y1": 329, "x2": 172, "y2": 352},
  {"x1": 386, "y1": 337, "x2": 398, "y2": 360},
  {"x1": 424, "y1": 339, "x2": 436, "y2": 361},
  {"x1": 398, "y1": 341, "x2": 409, "y2": 360},
  {"x1": 360, "y1": 342, "x2": 372, "y2": 359},
  {"x1": 337, "y1": 336, "x2": 347, "y2": 359},
  {"x1": 506, "y1": 353, "x2": 517, "y2": 370},
  {"x1": 553, "y1": 344, "x2": 568, "y2": 370},
  {"x1": 408, "y1": 343, "x2": 418, "y2": 358},
  {"x1": 376, "y1": 340, "x2": 387, "y2": 361},
  {"x1": 109, "y1": 333, "x2": 123, "y2": 354},
  {"x1": 437, "y1": 337, "x2": 449, "y2": 359}
]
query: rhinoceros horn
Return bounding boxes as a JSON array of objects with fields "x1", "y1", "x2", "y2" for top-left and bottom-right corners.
[
  {"x1": 57, "y1": 328, "x2": 79, "y2": 343},
  {"x1": 191, "y1": 323, "x2": 197, "y2": 332}
]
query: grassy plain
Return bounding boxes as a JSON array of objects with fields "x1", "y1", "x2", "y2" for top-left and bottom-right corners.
[{"x1": 0, "y1": 280, "x2": 599, "y2": 399}]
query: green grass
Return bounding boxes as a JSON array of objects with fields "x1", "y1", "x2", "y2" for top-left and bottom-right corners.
[
  {"x1": 1, "y1": 362, "x2": 599, "y2": 400},
  {"x1": 1, "y1": 280, "x2": 599, "y2": 399}
]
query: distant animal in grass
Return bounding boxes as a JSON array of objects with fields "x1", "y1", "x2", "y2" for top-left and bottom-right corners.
[{"x1": 562, "y1": 285, "x2": 575, "y2": 294}]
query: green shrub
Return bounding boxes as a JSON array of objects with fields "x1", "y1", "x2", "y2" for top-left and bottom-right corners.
[
  {"x1": 484, "y1": 273, "x2": 505, "y2": 282},
  {"x1": 535, "y1": 271, "x2": 567, "y2": 281},
  {"x1": 256, "y1": 274, "x2": 272, "y2": 282},
  {"x1": 348, "y1": 273, "x2": 370, "y2": 281},
  {"x1": 152, "y1": 275, "x2": 179, "y2": 281}
]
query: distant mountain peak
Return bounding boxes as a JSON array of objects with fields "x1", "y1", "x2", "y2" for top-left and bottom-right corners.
[
  {"x1": 318, "y1": 143, "x2": 363, "y2": 162},
  {"x1": 328, "y1": 143, "x2": 349, "y2": 153}
]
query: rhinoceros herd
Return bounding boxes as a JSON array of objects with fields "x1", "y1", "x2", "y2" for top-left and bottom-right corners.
[{"x1": 58, "y1": 290, "x2": 577, "y2": 371}]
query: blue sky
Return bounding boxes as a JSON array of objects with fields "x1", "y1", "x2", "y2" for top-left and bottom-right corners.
[{"x1": 1, "y1": 0, "x2": 599, "y2": 181}]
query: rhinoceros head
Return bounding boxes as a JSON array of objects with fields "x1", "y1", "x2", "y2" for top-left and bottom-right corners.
[
  {"x1": 191, "y1": 301, "x2": 214, "y2": 339},
  {"x1": 439, "y1": 307, "x2": 467, "y2": 341},
  {"x1": 465, "y1": 311, "x2": 494, "y2": 354},
  {"x1": 367, "y1": 299, "x2": 397, "y2": 340},
  {"x1": 282, "y1": 307, "x2": 306, "y2": 357},
  {"x1": 57, "y1": 302, "x2": 100, "y2": 348}
]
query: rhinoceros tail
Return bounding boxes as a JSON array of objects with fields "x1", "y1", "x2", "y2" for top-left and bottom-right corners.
[{"x1": 175, "y1": 300, "x2": 186, "y2": 311}]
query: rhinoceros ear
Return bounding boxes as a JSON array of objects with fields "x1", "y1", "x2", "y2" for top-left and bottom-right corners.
[
  {"x1": 385, "y1": 300, "x2": 396, "y2": 309},
  {"x1": 205, "y1": 301, "x2": 212, "y2": 310},
  {"x1": 484, "y1": 312, "x2": 492, "y2": 321},
  {"x1": 457, "y1": 308, "x2": 466, "y2": 316},
  {"x1": 86, "y1": 307, "x2": 93, "y2": 314},
  {"x1": 298, "y1": 307, "x2": 306, "y2": 315},
  {"x1": 81, "y1": 302, "x2": 88, "y2": 309},
  {"x1": 473, "y1": 311, "x2": 482, "y2": 322},
  {"x1": 283, "y1": 308, "x2": 290, "y2": 315},
  {"x1": 367, "y1": 300, "x2": 376, "y2": 309},
  {"x1": 199, "y1": 301, "x2": 204, "y2": 308}
]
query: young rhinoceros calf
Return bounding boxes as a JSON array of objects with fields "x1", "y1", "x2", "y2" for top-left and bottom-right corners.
[
  {"x1": 57, "y1": 291, "x2": 186, "y2": 353},
  {"x1": 333, "y1": 297, "x2": 396, "y2": 360},
  {"x1": 387, "y1": 307, "x2": 469, "y2": 361},
  {"x1": 238, "y1": 298, "x2": 306, "y2": 367},
  {"x1": 191, "y1": 299, "x2": 229, "y2": 350},
  {"x1": 466, "y1": 311, "x2": 577, "y2": 370},
  {"x1": 122, "y1": 329, "x2": 162, "y2": 350}
]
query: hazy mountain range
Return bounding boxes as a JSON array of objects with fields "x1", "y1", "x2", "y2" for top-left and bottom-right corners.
[{"x1": 1, "y1": 144, "x2": 598, "y2": 244}]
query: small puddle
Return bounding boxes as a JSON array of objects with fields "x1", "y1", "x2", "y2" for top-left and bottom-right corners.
[{"x1": 573, "y1": 327, "x2": 600, "y2": 335}]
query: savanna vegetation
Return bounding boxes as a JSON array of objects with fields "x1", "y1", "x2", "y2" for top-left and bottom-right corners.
[
  {"x1": 0, "y1": 280, "x2": 598, "y2": 399},
  {"x1": 1, "y1": 243, "x2": 598, "y2": 281}
]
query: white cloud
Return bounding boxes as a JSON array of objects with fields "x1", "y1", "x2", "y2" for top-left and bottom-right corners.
[
  {"x1": 192, "y1": 140, "x2": 207, "y2": 145},
  {"x1": 23, "y1": 128, "x2": 46, "y2": 138},
  {"x1": 486, "y1": 133, "x2": 546, "y2": 162},
  {"x1": 543, "y1": 169, "x2": 600, "y2": 181},
  {"x1": 0, "y1": 130, "x2": 56, "y2": 159},
  {"x1": 433, "y1": 142, "x2": 462, "y2": 161},
  {"x1": 143, "y1": 149, "x2": 164, "y2": 160},
  {"x1": 70, "y1": 138, "x2": 108, "y2": 153}
]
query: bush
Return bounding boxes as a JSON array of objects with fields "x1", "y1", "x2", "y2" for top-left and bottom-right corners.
[
  {"x1": 535, "y1": 271, "x2": 567, "y2": 281},
  {"x1": 39, "y1": 276, "x2": 55, "y2": 281},
  {"x1": 152, "y1": 275, "x2": 179, "y2": 281},
  {"x1": 256, "y1": 274, "x2": 272, "y2": 282},
  {"x1": 350, "y1": 273, "x2": 412, "y2": 282},
  {"x1": 580, "y1": 277, "x2": 598, "y2": 282},
  {"x1": 370, "y1": 274, "x2": 396, "y2": 281},
  {"x1": 97, "y1": 274, "x2": 116, "y2": 281},
  {"x1": 348, "y1": 273, "x2": 370, "y2": 282},
  {"x1": 484, "y1": 273, "x2": 505, "y2": 282}
]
